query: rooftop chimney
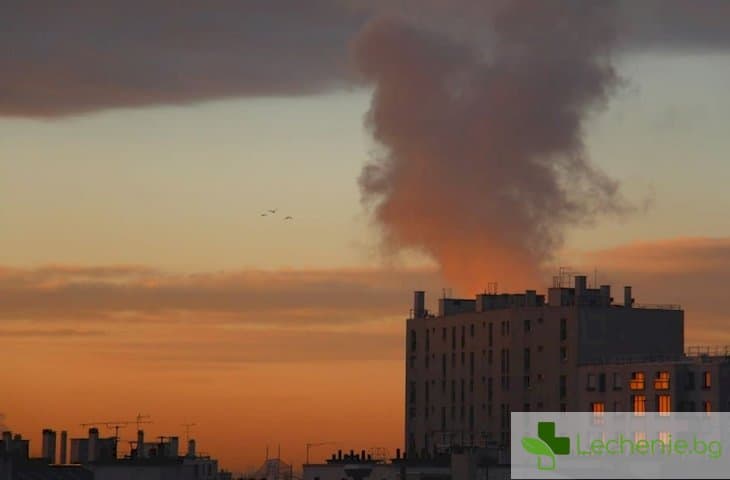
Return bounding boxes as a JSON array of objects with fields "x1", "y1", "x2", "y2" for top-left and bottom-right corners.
[
  {"x1": 42, "y1": 429, "x2": 56, "y2": 464},
  {"x1": 60, "y1": 431, "x2": 67, "y2": 464},
  {"x1": 137, "y1": 430, "x2": 145, "y2": 459},
  {"x1": 413, "y1": 291, "x2": 425, "y2": 318},
  {"x1": 624, "y1": 286, "x2": 633, "y2": 308},
  {"x1": 88, "y1": 428, "x2": 98, "y2": 463},
  {"x1": 574, "y1": 275, "x2": 587, "y2": 303}
]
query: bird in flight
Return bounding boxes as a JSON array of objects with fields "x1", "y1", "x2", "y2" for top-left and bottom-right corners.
[
  {"x1": 284, "y1": 216, "x2": 293, "y2": 221},
  {"x1": 268, "y1": 208, "x2": 278, "y2": 214},
  {"x1": 260, "y1": 212, "x2": 268, "y2": 217}
]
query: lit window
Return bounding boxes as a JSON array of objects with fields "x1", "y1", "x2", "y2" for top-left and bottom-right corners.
[
  {"x1": 704, "y1": 401, "x2": 712, "y2": 414},
  {"x1": 657, "y1": 394, "x2": 671, "y2": 416},
  {"x1": 591, "y1": 402, "x2": 605, "y2": 413},
  {"x1": 654, "y1": 371, "x2": 670, "y2": 390},
  {"x1": 703, "y1": 371, "x2": 712, "y2": 389},
  {"x1": 632, "y1": 395, "x2": 646, "y2": 416},
  {"x1": 630, "y1": 372, "x2": 645, "y2": 390}
]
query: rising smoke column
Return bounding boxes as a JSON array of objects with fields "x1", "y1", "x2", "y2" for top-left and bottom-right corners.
[{"x1": 353, "y1": 2, "x2": 630, "y2": 292}]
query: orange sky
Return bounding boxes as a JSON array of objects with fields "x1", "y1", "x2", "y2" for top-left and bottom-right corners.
[{"x1": 3, "y1": 237, "x2": 730, "y2": 471}]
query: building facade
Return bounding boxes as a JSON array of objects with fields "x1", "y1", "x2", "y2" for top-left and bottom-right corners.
[{"x1": 404, "y1": 276, "x2": 700, "y2": 456}]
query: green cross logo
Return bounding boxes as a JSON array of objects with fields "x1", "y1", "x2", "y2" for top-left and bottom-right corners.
[{"x1": 521, "y1": 421, "x2": 570, "y2": 471}]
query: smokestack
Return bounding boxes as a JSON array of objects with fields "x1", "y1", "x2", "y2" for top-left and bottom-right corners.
[
  {"x1": 574, "y1": 275, "x2": 587, "y2": 303},
  {"x1": 137, "y1": 430, "x2": 145, "y2": 459},
  {"x1": 413, "y1": 291, "x2": 425, "y2": 318},
  {"x1": 168, "y1": 437, "x2": 179, "y2": 457},
  {"x1": 42, "y1": 429, "x2": 56, "y2": 464},
  {"x1": 88, "y1": 428, "x2": 98, "y2": 462},
  {"x1": 624, "y1": 286, "x2": 633, "y2": 308},
  {"x1": 187, "y1": 439, "x2": 196, "y2": 457},
  {"x1": 60, "y1": 431, "x2": 67, "y2": 464}
]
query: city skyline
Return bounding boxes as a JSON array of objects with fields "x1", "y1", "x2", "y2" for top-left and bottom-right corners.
[{"x1": 3, "y1": 1, "x2": 730, "y2": 473}]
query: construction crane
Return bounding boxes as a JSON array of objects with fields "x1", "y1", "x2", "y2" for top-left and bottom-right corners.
[
  {"x1": 181, "y1": 423, "x2": 196, "y2": 443},
  {"x1": 305, "y1": 441, "x2": 339, "y2": 465}
]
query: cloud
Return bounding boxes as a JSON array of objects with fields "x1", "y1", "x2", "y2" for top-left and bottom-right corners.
[
  {"x1": 576, "y1": 237, "x2": 730, "y2": 344},
  {"x1": 0, "y1": 0, "x2": 365, "y2": 117},
  {"x1": 3, "y1": 1, "x2": 730, "y2": 117},
  {"x1": 0, "y1": 265, "x2": 443, "y2": 324},
  {"x1": 353, "y1": 5, "x2": 630, "y2": 293}
]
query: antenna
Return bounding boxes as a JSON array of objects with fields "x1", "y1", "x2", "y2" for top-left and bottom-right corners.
[{"x1": 181, "y1": 423, "x2": 196, "y2": 443}]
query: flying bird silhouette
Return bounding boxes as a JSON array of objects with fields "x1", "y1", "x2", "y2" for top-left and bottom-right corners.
[
  {"x1": 260, "y1": 213, "x2": 268, "y2": 217},
  {"x1": 284, "y1": 216, "x2": 293, "y2": 221},
  {"x1": 268, "y1": 208, "x2": 278, "y2": 214}
]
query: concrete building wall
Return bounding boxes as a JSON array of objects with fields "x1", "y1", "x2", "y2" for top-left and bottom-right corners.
[{"x1": 405, "y1": 281, "x2": 685, "y2": 456}]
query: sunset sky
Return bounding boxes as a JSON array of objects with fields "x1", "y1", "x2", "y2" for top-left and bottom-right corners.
[{"x1": 2, "y1": 1, "x2": 730, "y2": 473}]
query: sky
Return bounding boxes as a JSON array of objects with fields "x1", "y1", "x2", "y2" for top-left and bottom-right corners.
[{"x1": 2, "y1": 1, "x2": 730, "y2": 474}]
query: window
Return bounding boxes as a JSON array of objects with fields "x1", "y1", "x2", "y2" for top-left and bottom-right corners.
[
  {"x1": 704, "y1": 401, "x2": 712, "y2": 413},
  {"x1": 613, "y1": 372, "x2": 622, "y2": 390},
  {"x1": 425, "y1": 329, "x2": 430, "y2": 352},
  {"x1": 654, "y1": 371, "x2": 670, "y2": 390},
  {"x1": 524, "y1": 348, "x2": 531, "y2": 372},
  {"x1": 425, "y1": 381, "x2": 430, "y2": 403},
  {"x1": 500, "y1": 349, "x2": 509, "y2": 374},
  {"x1": 560, "y1": 346, "x2": 567, "y2": 362},
  {"x1": 442, "y1": 327, "x2": 447, "y2": 340},
  {"x1": 524, "y1": 375, "x2": 531, "y2": 390},
  {"x1": 409, "y1": 355, "x2": 416, "y2": 368},
  {"x1": 470, "y1": 324, "x2": 475, "y2": 337},
  {"x1": 452, "y1": 327, "x2": 456, "y2": 350},
  {"x1": 409, "y1": 382, "x2": 416, "y2": 404},
  {"x1": 461, "y1": 379, "x2": 465, "y2": 402},
  {"x1": 488, "y1": 322, "x2": 493, "y2": 347},
  {"x1": 451, "y1": 380, "x2": 456, "y2": 402},
  {"x1": 452, "y1": 352, "x2": 456, "y2": 368},
  {"x1": 461, "y1": 351, "x2": 465, "y2": 366},
  {"x1": 488, "y1": 349, "x2": 493, "y2": 366},
  {"x1": 461, "y1": 326, "x2": 465, "y2": 348},
  {"x1": 657, "y1": 394, "x2": 671, "y2": 416},
  {"x1": 686, "y1": 371, "x2": 695, "y2": 390},
  {"x1": 591, "y1": 402, "x2": 605, "y2": 418},
  {"x1": 613, "y1": 401, "x2": 621, "y2": 412},
  {"x1": 630, "y1": 372, "x2": 645, "y2": 390},
  {"x1": 703, "y1": 371, "x2": 712, "y2": 389},
  {"x1": 598, "y1": 373, "x2": 606, "y2": 393},
  {"x1": 524, "y1": 319, "x2": 531, "y2": 333},
  {"x1": 470, "y1": 352, "x2": 475, "y2": 375},
  {"x1": 487, "y1": 377, "x2": 493, "y2": 401},
  {"x1": 560, "y1": 403, "x2": 567, "y2": 412},
  {"x1": 632, "y1": 395, "x2": 646, "y2": 416},
  {"x1": 560, "y1": 318, "x2": 567, "y2": 341},
  {"x1": 523, "y1": 403, "x2": 531, "y2": 412},
  {"x1": 425, "y1": 355, "x2": 430, "y2": 369},
  {"x1": 410, "y1": 330, "x2": 417, "y2": 351},
  {"x1": 560, "y1": 375, "x2": 567, "y2": 399}
]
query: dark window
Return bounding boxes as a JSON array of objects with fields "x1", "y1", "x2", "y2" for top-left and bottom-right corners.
[
  {"x1": 560, "y1": 318, "x2": 567, "y2": 341},
  {"x1": 452, "y1": 327, "x2": 456, "y2": 350},
  {"x1": 409, "y1": 382, "x2": 416, "y2": 404},
  {"x1": 560, "y1": 375, "x2": 567, "y2": 399},
  {"x1": 488, "y1": 322, "x2": 493, "y2": 347},
  {"x1": 524, "y1": 375, "x2": 530, "y2": 390},
  {"x1": 461, "y1": 351, "x2": 465, "y2": 366},
  {"x1": 560, "y1": 346, "x2": 567, "y2": 362},
  {"x1": 686, "y1": 371, "x2": 696, "y2": 390},
  {"x1": 613, "y1": 372, "x2": 622, "y2": 390},
  {"x1": 410, "y1": 329, "x2": 417, "y2": 351},
  {"x1": 524, "y1": 319, "x2": 531, "y2": 333},
  {"x1": 461, "y1": 379, "x2": 465, "y2": 403},
  {"x1": 425, "y1": 381, "x2": 430, "y2": 403},
  {"x1": 461, "y1": 326, "x2": 465, "y2": 348},
  {"x1": 442, "y1": 354, "x2": 447, "y2": 376},
  {"x1": 488, "y1": 349, "x2": 493, "y2": 366},
  {"x1": 451, "y1": 380, "x2": 456, "y2": 402},
  {"x1": 587, "y1": 374, "x2": 596, "y2": 391},
  {"x1": 470, "y1": 324, "x2": 475, "y2": 337},
  {"x1": 425, "y1": 329, "x2": 430, "y2": 352},
  {"x1": 470, "y1": 352, "x2": 475, "y2": 376},
  {"x1": 442, "y1": 327, "x2": 447, "y2": 341},
  {"x1": 524, "y1": 348, "x2": 531, "y2": 372},
  {"x1": 598, "y1": 373, "x2": 606, "y2": 392},
  {"x1": 487, "y1": 377, "x2": 493, "y2": 401},
  {"x1": 523, "y1": 403, "x2": 530, "y2": 412}
]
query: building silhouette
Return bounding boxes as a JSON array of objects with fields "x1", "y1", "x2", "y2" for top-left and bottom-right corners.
[{"x1": 405, "y1": 275, "x2": 730, "y2": 457}]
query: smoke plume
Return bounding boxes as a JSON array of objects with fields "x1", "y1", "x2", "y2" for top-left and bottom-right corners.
[{"x1": 353, "y1": 3, "x2": 630, "y2": 292}]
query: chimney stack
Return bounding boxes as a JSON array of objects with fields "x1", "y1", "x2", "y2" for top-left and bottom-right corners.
[
  {"x1": 413, "y1": 291, "x2": 425, "y2": 318},
  {"x1": 624, "y1": 286, "x2": 633, "y2": 308},
  {"x1": 137, "y1": 430, "x2": 145, "y2": 459},
  {"x1": 42, "y1": 429, "x2": 56, "y2": 464},
  {"x1": 60, "y1": 431, "x2": 67, "y2": 464}
]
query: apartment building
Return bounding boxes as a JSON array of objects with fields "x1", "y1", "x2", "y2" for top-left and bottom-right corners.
[{"x1": 404, "y1": 276, "x2": 688, "y2": 456}]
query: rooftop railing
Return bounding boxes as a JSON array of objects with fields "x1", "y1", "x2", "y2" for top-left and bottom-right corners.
[
  {"x1": 632, "y1": 303, "x2": 682, "y2": 310},
  {"x1": 686, "y1": 345, "x2": 730, "y2": 357}
]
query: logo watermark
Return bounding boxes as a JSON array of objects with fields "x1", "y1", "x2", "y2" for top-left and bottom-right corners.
[{"x1": 512, "y1": 413, "x2": 730, "y2": 478}]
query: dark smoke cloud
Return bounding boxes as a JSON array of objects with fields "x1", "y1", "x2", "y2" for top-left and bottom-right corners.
[
  {"x1": 353, "y1": 3, "x2": 629, "y2": 292},
  {"x1": 0, "y1": 0, "x2": 365, "y2": 117}
]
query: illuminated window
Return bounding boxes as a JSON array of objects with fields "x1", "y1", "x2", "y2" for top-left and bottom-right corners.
[
  {"x1": 657, "y1": 394, "x2": 671, "y2": 416},
  {"x1": 632, "y1": 394, "x2": 646, "y2": 416},
  {"x1": 703, "y1": 371, "x2": 712, "y2": 389},
  {"x1": 654, "y1": 371, "x2": 670, "y2": 390},
  {"x1": 630, "y1": 372, "x2": 645, "y2": 390},
  {"x1": 591, "y1": 402, "x2": 605, "y2": 414},
  {"x1": 704, "y1": 401, "x2": 712, "y2": 413}
]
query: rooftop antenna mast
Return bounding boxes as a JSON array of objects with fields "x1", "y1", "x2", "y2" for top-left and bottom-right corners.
[{"x1": 181, "y1": 423, "x2": 196, "y2": 443}]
